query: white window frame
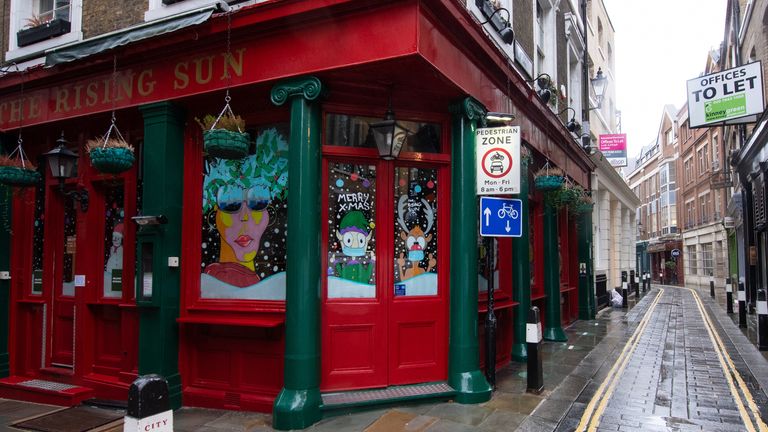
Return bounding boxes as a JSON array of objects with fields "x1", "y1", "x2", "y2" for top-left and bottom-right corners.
[
  {"x1": 7, "y1": 0, "x2": 83, "y2": 61},
  {"x1": 534, "y1": 0, "x2": 556, "y2": 80},
  {"x1": 145, "y1": 0, "x2": 265, "y2": 22}
]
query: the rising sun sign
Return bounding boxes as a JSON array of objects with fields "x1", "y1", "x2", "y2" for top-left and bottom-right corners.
[{"x1": 686, "y1": 62, "x2": 764, "y2": 128}]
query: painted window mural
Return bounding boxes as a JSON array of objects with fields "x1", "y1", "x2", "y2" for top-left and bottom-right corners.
[
  {"x1": 31, "y1": 180, "x2": 45, "y2": 295},
  {"x1": 393, "y1": 167, "x2": 438, "y2": 296},
  {"x1": 61, "y1": 196, "x2": 77, "y2": 297},
  {"x1": 327, "y1": 163, "x2": 377, "y2": 299},
  {"x1": 103, "y1": 185, "x2": 125, "y2": 298},
  {"x1": 200, "y1": 125, "x2": 289, "y2": 300}
]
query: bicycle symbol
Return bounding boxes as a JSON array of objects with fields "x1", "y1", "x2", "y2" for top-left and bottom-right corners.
[{"x1": 497, "y1": 203, "x2": 519, "y2": 219}]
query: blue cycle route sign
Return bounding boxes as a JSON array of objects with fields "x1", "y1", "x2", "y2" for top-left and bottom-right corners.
[{"x1": 480, "y1": 197, "x2": 522, "y2": 237}]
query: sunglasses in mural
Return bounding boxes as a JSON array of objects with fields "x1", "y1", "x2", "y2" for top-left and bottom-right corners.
[{"x1": 216, "y1": 184, "x2": 271, "y2": 213}]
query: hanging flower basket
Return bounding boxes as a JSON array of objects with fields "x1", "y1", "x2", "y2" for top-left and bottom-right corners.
[
  {"x1": 197, "y1": 99, "x2": 250, "y2": 160},
  {"x1": 202, "y1": 129, "x2": 249, "y2": 159},
  {"x1": 533, "y1": 164, "x2": 564, "y2": 191},
  {"x1": 570, "y1": 194, "x2": 594, "y2": 214},
  {"x1": 86, "y1": 121, "x2": 135, "y2": 174},
  {"x1": 89, "y1": 146, "x2": 135, "y2": 174},
  {"x1": 0, "y1": 165, "x2": 41, "y2": 187},
  {"x1": 0, "y1": 143, "x2": 40, "y2": 187}
]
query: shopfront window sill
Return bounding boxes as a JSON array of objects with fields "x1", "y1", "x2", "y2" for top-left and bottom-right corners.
[{"x1": 177, "y1": 314, "x2": 285, "y2": 327}]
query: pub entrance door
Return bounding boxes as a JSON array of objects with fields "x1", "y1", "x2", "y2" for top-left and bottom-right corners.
[{"x1": 321, "y1": 158, "x2": 449, "y2": 391}]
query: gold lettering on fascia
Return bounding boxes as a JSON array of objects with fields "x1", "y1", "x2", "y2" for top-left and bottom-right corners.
[{"x1": 5, "y1": 47, "x2": 248, "y2": 120}]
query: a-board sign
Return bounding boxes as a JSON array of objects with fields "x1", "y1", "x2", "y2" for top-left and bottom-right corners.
[{"x1": 476, "y1": 126, "x2": 520, "y2": 195}]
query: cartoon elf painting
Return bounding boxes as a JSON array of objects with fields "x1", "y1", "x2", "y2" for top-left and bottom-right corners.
[{"x1": 334, "y1": 210, "x2": 375, "y2": 283}]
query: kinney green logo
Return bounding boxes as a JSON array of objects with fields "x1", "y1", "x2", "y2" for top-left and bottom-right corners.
[{"x1": 704, "y1": 94, "x2": 747, "y2": 122}]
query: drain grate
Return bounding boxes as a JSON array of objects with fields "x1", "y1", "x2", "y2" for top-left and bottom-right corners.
[
  {"x1": 322, "y1": 382, "x2": 454, "y2": 406},
  {"x1": 17, "y1": 379, "x2": 79, "y2": 392}
]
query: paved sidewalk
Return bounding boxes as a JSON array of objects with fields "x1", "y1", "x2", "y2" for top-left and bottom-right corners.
[{"x1": 0, "y1": 290, "x2": 654, "y2": 432}]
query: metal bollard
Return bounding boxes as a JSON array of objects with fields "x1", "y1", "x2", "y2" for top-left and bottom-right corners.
[
  {"x1": 645, "y1": 273, "x2": 650, "y2": 291},
  {"x1": 123, "y1": 375, "x2": 173, "y2": 432},
  {"x1": 738, "y1": 279, "x2": 748, "y2": 329},
  {"x1": 630, "y1": 270, "x2": 638, "y2": 298},
  {"x1": 621, "y1": 271, "x2": 628, "y2": 309},
  {"x1": 758, "y1": 288, "x2": 767, "y2": 351},
  {"x1": 725, "y1": 276, "x2": 734, "y2": 314},
  {"x1": 526, "y1": 306, "x2": 544, "y2": 393},
  {"x1": 710, "y1": 273, "x2": 715, "y2": 298}
]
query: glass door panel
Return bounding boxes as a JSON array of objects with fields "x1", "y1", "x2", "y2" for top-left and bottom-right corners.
[
  {"x1": 393, "y1": 166, "x2": 438, "y2": 297},
  {"x1": 102, "y1": 185, "x2": 125, "y2": 298},
  {"x1": 326, "y1": 162, "x2": 377, "y2": 299}
]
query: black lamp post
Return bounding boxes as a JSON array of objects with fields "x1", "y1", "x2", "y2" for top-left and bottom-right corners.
[
  {"x1": 43, "y1": 133, "x2": 89, "y2": 211},
  {"x1": 369, "y1": 98, "x2": 410, "y2": 160}
]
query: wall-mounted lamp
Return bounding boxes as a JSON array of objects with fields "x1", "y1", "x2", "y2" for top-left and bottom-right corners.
[
  {"x1": 558, "y1": 107, "x2": 581, "y2": 133},
  {"x1": 485, "y1": 112, "x2": 515, "y2": 124},
  {"x1": 526, "y1": 73, "x2": 553, "y2": 105},
  {"x1": 591, "y1": 68, "x2": 608, "y2": 108},
  {"x1": 369, "y1": 93, "x2": 411, "y2": 160},
  {"x1": 131, "y1": 215, "x2": 168, "y2": 226},
  {"x1": 475, "y1": 0, "x2": 514, "y2": 45},
  {"x1": 42, "y1": 133, "x2": 89, "y2": 212}
]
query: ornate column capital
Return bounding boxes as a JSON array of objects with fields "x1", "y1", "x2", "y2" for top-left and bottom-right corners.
[
  {"x1": 449, "y1": 96, "x2": 487, "y2": 127},
  {"x1": 271, "y1": 76, "x2": 324, "y2": 106}
]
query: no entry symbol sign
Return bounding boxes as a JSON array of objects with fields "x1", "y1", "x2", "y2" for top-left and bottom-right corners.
[{"x1": 476, "y1": 126, "x2": 520, "y2": 195}]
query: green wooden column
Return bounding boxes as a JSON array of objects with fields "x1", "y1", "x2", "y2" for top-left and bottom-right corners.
[
  {"x1": 543, "y1": 201, "x2": 567, "y2": 341},
  {"x1": 578, "y1": 209, "x2": 595, "y2": 320},
  {"x1": 511, "y1": 157, "x2": 530, "y2": 362},
  {"x1": 137, "y1": 102, "x2": 186, "y2": 408},
  {"x1": 271, "y1": 76, "x2": 324, "y2": 431},
  {"x1": 0, "y1": 184, "x2": 11, "y2": 377},
  {"x1": 447, "y1": 97, "x2": 492, "y2": 404}
]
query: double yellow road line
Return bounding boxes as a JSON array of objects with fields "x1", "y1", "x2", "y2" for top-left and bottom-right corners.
[
  {"x1": 575, "y1": 288, "x2": 664, "y2": 432},
  {"x1": 686, "y1": 287, "x2": 768, "y2": 432},
  {"x1": 576, "y1": 287, "x2": 768, "y2": 431}
]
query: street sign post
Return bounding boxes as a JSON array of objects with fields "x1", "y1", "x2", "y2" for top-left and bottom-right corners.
[
  {"x1": 480, "y1": 197, "x2": 522, "y2": 237},
  {"x1": 476, "y1": 126, "x2": 520, "y2": 195}
]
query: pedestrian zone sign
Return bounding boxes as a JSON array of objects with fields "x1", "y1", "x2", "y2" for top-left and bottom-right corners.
[
  {"x1": 476, "y1": 126, "x2": 520, "y2": 195},
  {"x1": 480, "y1": 197, "x2": 522, "y2": 237}
]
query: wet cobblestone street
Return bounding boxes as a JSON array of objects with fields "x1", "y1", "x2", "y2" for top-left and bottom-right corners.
[{"x1": 559, "y1": 287, "x2": 768, "y2": 431}]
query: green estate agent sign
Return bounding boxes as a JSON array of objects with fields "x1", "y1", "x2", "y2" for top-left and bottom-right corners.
[
  {"x1": 705, "y1": 94, "x2": 746, "y2": 122},
  {"x1": 687, "y1": 61, "x2": 764, "y2": 128}
]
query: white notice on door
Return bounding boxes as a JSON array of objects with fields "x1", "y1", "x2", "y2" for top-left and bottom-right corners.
[{"x1": 74, "y1": 275, "x2": 86, "y2": 287}]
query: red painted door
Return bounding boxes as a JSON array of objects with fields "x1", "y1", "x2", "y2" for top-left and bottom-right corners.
[
  {"x1": 48, "y1": 191, "x2": 79, "y2": 369},
  {"x1": 321, "y1": 158, "x2": 448, "y2": 391}
]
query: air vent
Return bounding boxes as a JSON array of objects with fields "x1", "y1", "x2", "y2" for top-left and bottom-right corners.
[{"x1": 223, "y1": 391, "x2": 241, "y2": 408}]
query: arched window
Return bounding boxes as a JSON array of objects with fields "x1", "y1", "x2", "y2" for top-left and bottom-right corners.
[{"x1": 598, "y1": 18, "x2": 604, "y2": 48}]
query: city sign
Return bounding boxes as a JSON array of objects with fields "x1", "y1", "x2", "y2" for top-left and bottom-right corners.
[
  {"x1": 480, "y1": 197, "x2": 522, "y2": 237},
  {"x1": 599, "y1": 133, "x2": 628, "y2": 167},
  {"x1": 686, "y1": 61, "x2": 764, "y2": 128},
  {"x1": 671, "y1": 249, "x2": 680, "y2": 258},
  {"x1": 476, "y1": 126, "x2": 520, "y2": 195}
]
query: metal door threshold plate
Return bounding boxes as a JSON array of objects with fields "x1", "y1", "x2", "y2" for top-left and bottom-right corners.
[
  {"x1": 322, "y1": 382, "x2": 455, "y2": 408},
  {"x1": 17, "y1": 379, "x2": 81, "y2": 392}
]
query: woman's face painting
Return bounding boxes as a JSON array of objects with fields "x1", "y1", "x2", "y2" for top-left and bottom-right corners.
[{"x1": 215, "y1": 185, "x2": 270, "y2": 262}]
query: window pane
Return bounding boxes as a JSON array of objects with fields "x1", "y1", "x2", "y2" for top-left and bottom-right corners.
[
  {"x1": 103, "y1": 185, "x2": 125, "y2": 298},
  {"x1": 327, "y1": 163, "x2": 377, "y2": 298},
  {"x1": 31, "y1": 180, "x2": 45, "y2": 295},
  {"x1": 200, "y1": 125, "x2": 289, "y2": 300},
  {"x1": 325, "y1": 113, "x2": 441, "y2": 154},
  {"x1": 394, "y1": 166, "x2": 438, "y2": 296},
  {"x1": 61, "y1": 196, "x2": 76, "y2": 297}
]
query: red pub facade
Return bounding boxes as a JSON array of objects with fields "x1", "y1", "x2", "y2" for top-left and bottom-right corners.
[{"x1": 0, "y1": 0, "x2": 595, "y2": 429}]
